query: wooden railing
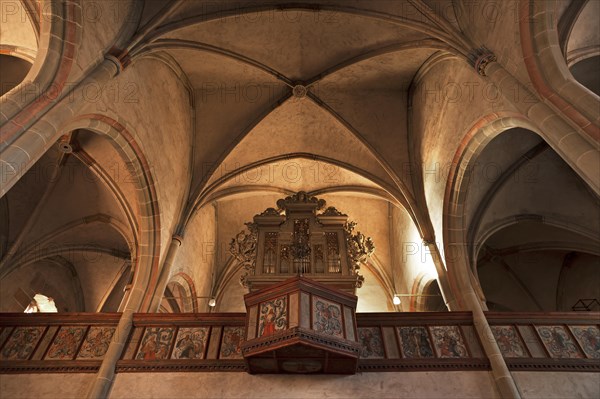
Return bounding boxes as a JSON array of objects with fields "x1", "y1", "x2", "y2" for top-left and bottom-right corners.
[{"x1": 0, "y1": 312, "x2": 598, "y2": 373}]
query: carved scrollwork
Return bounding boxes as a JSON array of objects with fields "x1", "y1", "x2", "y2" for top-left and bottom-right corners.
[
  {"x1": 344, "y1": 221, "x2": 374, "y2": 286},
  {"x1": 229, "y1": 192, "x2": 373, "y2": 290},
  {"x1": 257, "y1": 207, "x2": 282, "y2": 217},
  {"x1": 276, "y1": 191, "x2": 326, "y2": 211},
  {"x1": 229, "y1": 222, "x2": 258, "y2": 287},
  {"x1": 319, "y1": 206, "x2": 346, "y2": 217}
]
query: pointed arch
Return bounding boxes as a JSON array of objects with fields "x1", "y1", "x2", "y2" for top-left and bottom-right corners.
[
  {"x1": 60, "y1": 115, "x2": 161, "y2": 312},
  {"x1": 443, "y1": 112, "x2": 541, "y2": 309}
]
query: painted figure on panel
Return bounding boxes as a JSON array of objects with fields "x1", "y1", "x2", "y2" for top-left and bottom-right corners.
[
  {"x1": 172, "y1": 327, "x2": 208, "y2": 359},
  {"x1": 78, "y1": 327, "x2": 116, "y2": 359},
  {"x1": 140, "y1": 335, "x2": 157, "y2": 360},
  {"x1": 175, "y1": 334, "x2": 195, "y2": 358},
  {"x1": 491, "y1": 326, "x2": 527, "y2": 358},
  {"x1": 398, "y1": 326, "x2": 434, "y2": 358},
  {"x1": 259, "y1": 297, "x2": 287, "y2": 337},
  {"x1": 536, "y1": 326, "x2": 583, "y2": 359},
  {"x1": 262, "y1": 309, "x2": 276, "y2": 336},
  {"x1": 136, "y1": 327, "x2": 175, "y2": 360},
  {"x1": 0, "y1": 327, "x2": 44, "y2": 360},
  {"x1": 430, "y1": 326, "x2": 468, "y2": 358},
  {"x1": 358, "y1": 327, "x2": 384, "y2": 359},
  {"x1": 46, "y1": 327, "x2": 86, "y2": 360},
  {"x1": 570, "y1": 326, "x2": 600, "y2": 359},
  {"x1": 220, "y1": 326, "x2": 245, "y2": 359},
  {"x1": 313, "y1": 298, "x2": 343, "y2": 337}
]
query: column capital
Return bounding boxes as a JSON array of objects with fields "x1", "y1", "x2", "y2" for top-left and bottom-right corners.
[
  {"x1": 105, "y1": 49, "x2": 132, "y2": 75},
  {"x1": 468, "y1": 47, "x2": 497, "y2": 77}
]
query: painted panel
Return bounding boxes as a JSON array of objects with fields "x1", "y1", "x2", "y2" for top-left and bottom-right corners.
[
  {"x1": 357, "y1": 327, "x2": 384, "y2": 359},
  {"x1": 220, "y1": 326, "x2": 245, "y2": 359},
  {"x1": 300, "y1": 293, "x2": 310, "y2": 329},
  {"x1": 45, "y1": 326, "x2": 86, "y2": 360},
  {"x1": 289, "y1": 293, "x2": 299, "y2": 329},
  {"x1": 77, "y1": 327, "x2": 116, "y2": 360},
  {"x1": 0, "y1": 327, "x2": 13, "y2": 349},
  {"x1": 569, "y1": 325, "x2": 600, "y2": 359},
  {"x1": 31, "y1": 326, "x2": 58, "y2": 360},
  {"x1": 490, "y1": 325, "x2": 528, "y2": 358},
  {"x1": 536, "y1": 325, "x2": 584, "y2": 359},
  {"x1": 517, "y1": 325, "x2": 546, "y2": 358},
  {"x1": 121, "y1": 327, "x2": 144, "y2": 360},
  {"x1": 312, "y1": 296, "x2": 343, "y2": 338},
  {"x1": 430, "y1": 326, "x2": 469, "y2": 358},
  {"x1": 171, "y1": 327, "x2": 209, "y2": 359},
  {"x1": 135, "y1": 327, "x2": 175, "y2": 360},
  {"x1": 398, "y1": 326, "x2": 434, "y2": 359},
  {"x1": 460, "y1": 325, "x2": 484, "y2": 358},
  {"x1": 206, "y1": 326, "x2": 221, "y2": 359},
  {"x1": 0, "y1": 326, "x2": 44, "y2": 360},
  {"x1": 344, "y1": 306, "x2": 355, "y2": 341},
  {"x1": 258, "y1": 296, "x2": 287, "y2": 337},
  {"x1": 247, "y1": 306, "x2": 258, "y2": 340},
  {"x1": 382, "y1": 327, "x2": 399, "y2": 359}
]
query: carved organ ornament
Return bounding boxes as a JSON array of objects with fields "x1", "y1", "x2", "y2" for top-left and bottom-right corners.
[{"x1": 229, "y1": 192, "x2": 374, "y2": 294}]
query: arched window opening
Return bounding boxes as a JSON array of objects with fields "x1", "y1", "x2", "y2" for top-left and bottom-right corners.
[
  {"x1": 570, "y1": 56, "x2": 600, "y2": 96},
  {"x1": 0, "y1": 55, "x2": 32, "y2": 96},
  {"x1": 24, "y1": 294, "x2": 58, "y2": 313}
]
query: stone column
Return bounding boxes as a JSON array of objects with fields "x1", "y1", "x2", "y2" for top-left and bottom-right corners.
[
  {"x1": 423, "y1": 241, "x2": 457, "y2": 311},
  {"x1": 446, "y1": 242, "x2": 521, "y2": 398},
  {"x1": 86, "y1": 308, "x2": 134, "y2": 399},
  {"x1": 467, "y1": 289, "x2": 521, "y2": 399},
  {"x1": 149, "y1": 235, "x2": 183, "y2": 312},
  {"x1": 87, "y1": 235, "x2": 183, "y2": 398}
]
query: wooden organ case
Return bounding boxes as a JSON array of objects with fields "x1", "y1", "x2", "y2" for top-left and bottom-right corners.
[{"x1": 230, "y1": 191, "x2": 375, "y2": 374}]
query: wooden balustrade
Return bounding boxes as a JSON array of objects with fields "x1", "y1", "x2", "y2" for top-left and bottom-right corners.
[{"x1": 0, "y1": 312, "x2": 597, "y2": 373}]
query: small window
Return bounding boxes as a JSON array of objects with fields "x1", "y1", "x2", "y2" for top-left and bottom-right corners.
[{"x1": 24, "y1": 294, "x2": 58, "y2": 313}]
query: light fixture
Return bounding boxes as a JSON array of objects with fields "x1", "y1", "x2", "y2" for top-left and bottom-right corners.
[
  {"x1": 392, "y1": 293, "x2": 442, "y2": 306},
  {"x1": 162, "y1": 294, "x2": 217, "y2": 309}
]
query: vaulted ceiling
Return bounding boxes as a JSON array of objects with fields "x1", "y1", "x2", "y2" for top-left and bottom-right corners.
[{"x1": 1, "y1": 0, "x2": 598, "y2": 314}]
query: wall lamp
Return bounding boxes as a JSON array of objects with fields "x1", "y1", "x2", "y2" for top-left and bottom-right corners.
[
  {"x1": 163, "y1": 295, "x2": 217, "y2": 307},
  {"x1": 392, "y1": 293, "x2": 441, "y2": 305}
]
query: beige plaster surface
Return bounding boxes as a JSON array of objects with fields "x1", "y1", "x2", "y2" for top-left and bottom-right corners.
[
  {"x1": 0, "y1": 373, "x2": 94, "y2": 399},
  {"x1": 111, "y1": 371, "x2": 501, "y2": 399},
  {"x1": 513, "y1": 371, "x2": 600, "y2": 399}
]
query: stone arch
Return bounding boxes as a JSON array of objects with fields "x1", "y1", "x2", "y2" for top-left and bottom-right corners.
[
  {"x1": 442, "y1": 113, "x2": 541, "y2": 310},
  {"x1": 410, "y1": 274, "x2": 446, "y2": 312},
  {"x1": 476, "y1": 220, "x2": 600, "y2": 312},
  {"x1": 169, "y1": 272, "x2": 199, "y2": 313},
  {"x1": 519, "y1": 0, "x2": 599, "y2": 141},
  {"x1": 97, "y1": 261, "x2": 132, "y2": 312},
  {"x1": 445, "y1": 111, "x2": 600, "y2": 313},
  {"x1": 186, "y1": 154, "x2": 415, "y2": 234},
  {"x1": 0, "y1": 255, "x2": 85, "y2": 313},
  {"x1": 358, "y1": 258, "x2": 396, "y2": 312},
  {"x1": 559, "y1": 0, "x2": 599, "y2": 96},
  {"x1": 473, "y1": 215, "x2": 600, "y2": 273},
  {"x1": 60, "y1": 114, "x2": 161, "y2": 313},
  {"x1": 1, "y1": 0, "x2": 82, "y2": 141},
  {"x1": 0, "y1": 55, "x2": 33, "y2": 97}
]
